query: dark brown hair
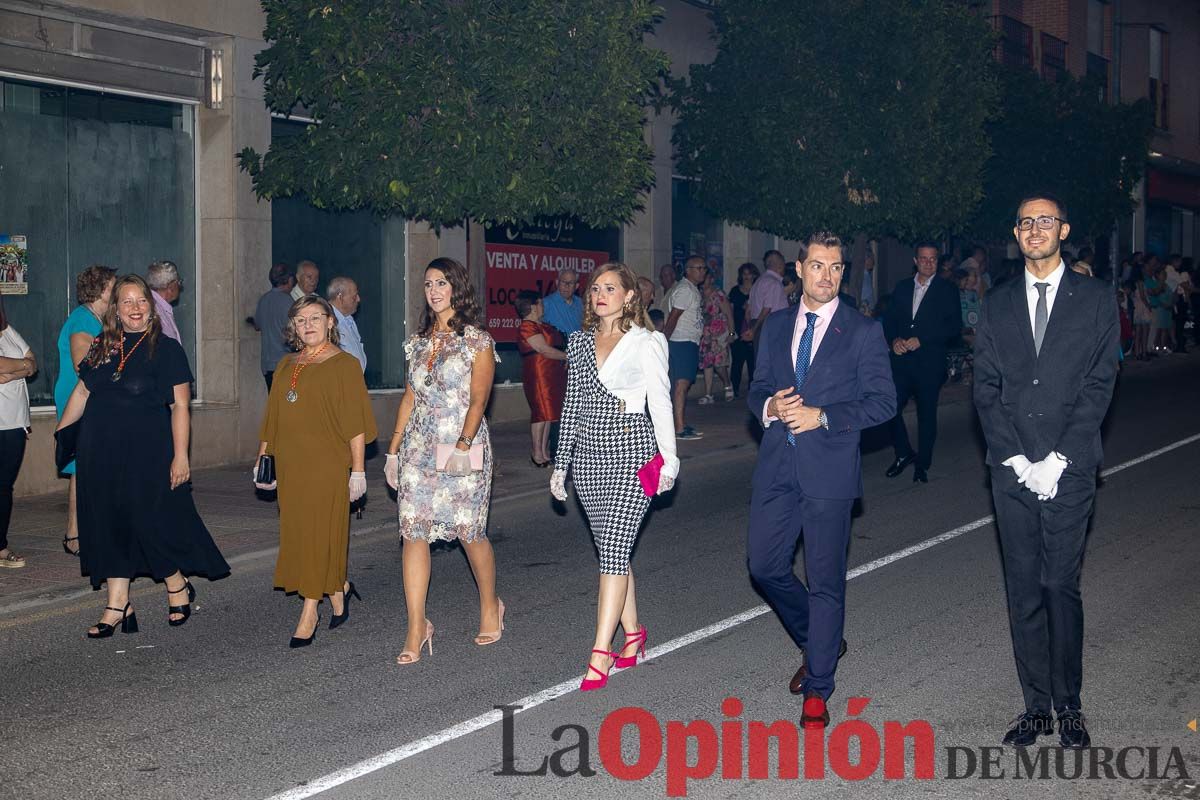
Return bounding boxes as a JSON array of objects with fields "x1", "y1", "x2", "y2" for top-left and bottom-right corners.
[
  {"x1": 87, "y1": 275, "x2": 161, "y2": 366},
  {"x1": 418, "y1": 257, "x2": 483, "y2": 337},
  {"x1": 797, "y1": 232, "x2": 846, "y2": 263},
  {"x1": 76, "y1": 265, "x2": 117, "y2": 305},
  {"x1": 284, "y1": 295, "x2": 341, "y2": 351},
  {"x1": 513, "y1": 290, "x2": 541, "y2": 320},
  {"x1": 582, "y1": 262, "x2": 654, "y2": 333}
]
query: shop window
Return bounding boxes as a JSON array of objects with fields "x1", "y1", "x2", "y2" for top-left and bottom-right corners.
[{"x1": 0, "y1": 78, "x2": 196, "y2": 407}]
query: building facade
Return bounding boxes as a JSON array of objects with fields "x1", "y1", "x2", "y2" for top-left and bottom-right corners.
[
  {"x1": 988, "y1": 0, "x2": 1200, "y2": 258},
  {"x1": 2, "y1": 0, "x2": 807, "y2": 497}
]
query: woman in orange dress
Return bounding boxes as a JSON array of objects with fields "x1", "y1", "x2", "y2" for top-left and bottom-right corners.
[{"x1": 514, "y1": 290, "x2": 567, "y2": 467}]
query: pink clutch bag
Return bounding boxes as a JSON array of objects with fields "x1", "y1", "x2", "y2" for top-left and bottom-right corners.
[
  {"x1": 435, "y1": 443, "x2": 484, "y2": 472},
  {"x1": 637, "y1": 452, "x2": 664, "y2": 497}
]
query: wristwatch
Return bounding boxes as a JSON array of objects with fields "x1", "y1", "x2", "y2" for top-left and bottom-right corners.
[
  {"x1": 457, "y1": 435, "x2": 474, "y2": 447},
  {"x1": 817, "y1": 410, "x2": 830, "y2": 431}
]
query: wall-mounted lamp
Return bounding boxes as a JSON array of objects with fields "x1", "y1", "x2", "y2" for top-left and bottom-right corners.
[{"x1": 206, "y1": 48, "x2": 224, "y2": 109}]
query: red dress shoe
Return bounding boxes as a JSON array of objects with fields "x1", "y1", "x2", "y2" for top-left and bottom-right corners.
[{"x1": 801, "y1": 691, "x2": 829, "y2": 729}]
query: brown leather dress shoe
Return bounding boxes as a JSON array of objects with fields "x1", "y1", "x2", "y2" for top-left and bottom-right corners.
[
  {"x1": 789, "y1": 639, "x2": 849, "y2": 694},
  {"x1": 801, "y1": 691, "x2": 829, "y2": 729}
]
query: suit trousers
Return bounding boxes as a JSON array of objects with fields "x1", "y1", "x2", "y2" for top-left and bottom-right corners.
[
  {"x1": 890, "y1": 360, "x2": 943, "y2": 469},
  {"x1": 991, "y1": 465, "x2": 1095, "y2": 713},
  {"x1": 747, "y1": 463, "x2": 853, "y2": 699}
]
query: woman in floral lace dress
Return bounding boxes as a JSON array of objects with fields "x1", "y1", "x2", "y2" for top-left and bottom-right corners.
[{"x1": 383, "y1": 258, "x2": 504, "y2": 665}]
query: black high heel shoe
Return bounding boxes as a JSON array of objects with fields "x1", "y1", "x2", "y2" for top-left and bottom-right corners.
[
  {"x1": 290, "y1": 614, "x2": 320, "y2": 649},
  {"x1": 167, "y1": 579, "x2": 196, "y2": 627},
  {"x1": 87, "y1": 603, "x2": 138, "y2": 639},
  {"x1": 329, "y1": 581, "x2": 362, "y2": 630},
  {"x1": 62, "y1": 536, "x2": 79, "y2": 556}
]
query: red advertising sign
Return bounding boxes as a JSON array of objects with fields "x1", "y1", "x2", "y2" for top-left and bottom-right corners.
[{"x1": 484, "y1": 243, "x2": 607, "y2": 342}]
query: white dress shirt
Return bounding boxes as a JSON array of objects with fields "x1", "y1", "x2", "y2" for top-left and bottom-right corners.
[
  {"x1": 762, "y1": 296, "x2": 840, "y2": 427},
  {"x1": 1023, "y1": 259, "x2": 1066, "y2": 337},
  {"x1": 596, "y1": 325, "x2": 680, "y2": 479},
  {"x1": 0, "y1": 326, "x2": 31, "y2": 429},
  {"x1": 911, "y1": 273, "x2": 933, "y2": 319}
]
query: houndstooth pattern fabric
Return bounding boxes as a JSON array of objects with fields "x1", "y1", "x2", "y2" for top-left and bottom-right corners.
[{"x1": 555, "y1": 331, "x2": 658, "y2": 575}]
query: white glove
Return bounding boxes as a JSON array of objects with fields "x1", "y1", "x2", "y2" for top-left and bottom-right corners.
[
  {"x1": 1003, "y1": 454, "x2": 1033, "y2": 483},
  {"x1": 550, "y1": 469, "x2": 568, "y2": 501},
  {"x1": 252, "y1": 468, "x2": 276, "y2": 492},
  {"x1": 1020, "y1": 453, "x2": 1067, "y2": 500},
  {"x1": 384, "y1": 454, "x2": 399, "y2": 490},
  {"x1": 349, "y1": 471, "x2": 367, "y2": 502},
  {"x1": 657, "y1": 472, "x2": 675, "y2": 495},
  {"x1": 443, "y1": 450, "x2": 473, "y2": 476}
]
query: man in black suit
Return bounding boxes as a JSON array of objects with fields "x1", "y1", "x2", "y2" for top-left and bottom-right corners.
[
  {"x1": 881, "y1": 242, "x2": 962, "y2": 483},
  {"x1": 974, "y1": 193, "x2": 1118, "y2": 750}
]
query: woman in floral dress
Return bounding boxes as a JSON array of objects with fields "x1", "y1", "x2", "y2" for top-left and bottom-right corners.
[
  {"x1": 383, "y1": 258, "x2": 504, "y2": 665},
  {"x1": 698, "y1": 268, "x2": 736, "y2": 404}
]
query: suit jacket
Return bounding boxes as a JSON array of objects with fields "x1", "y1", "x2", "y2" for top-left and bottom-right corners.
[
  {"x1": 973, "y1": 268, "x2": 1119, "y2": 468},
  {"x1": 882, "y1": 275, "x2": 962, "y2": 380},
  {"x1": 748, "y1": 302, "x2": 896, "y2": 499}
]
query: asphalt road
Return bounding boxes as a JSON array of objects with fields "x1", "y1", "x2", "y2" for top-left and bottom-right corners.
[{"x1": 2, "y1": 355, "x2": 1199, "y2": 800}]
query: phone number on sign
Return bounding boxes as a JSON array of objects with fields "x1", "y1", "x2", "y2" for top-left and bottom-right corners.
[{"x1": 489, "y1": 317, "x2": 519, "y2": 329}]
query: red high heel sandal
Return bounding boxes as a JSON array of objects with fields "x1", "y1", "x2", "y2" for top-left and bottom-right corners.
[
  {"x1": 580, "y1": 650, "x2": 617, "y2": 692},
  {"x1": 614, "y1": 624, "x2": 648, "y2": 669}
]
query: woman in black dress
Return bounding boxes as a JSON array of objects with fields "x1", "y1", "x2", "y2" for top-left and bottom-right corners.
[{"x1": 57, "y1": 275, "x2": 228, "y2": 638}]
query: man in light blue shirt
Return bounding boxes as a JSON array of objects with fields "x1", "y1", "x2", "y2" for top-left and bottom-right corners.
[
  {"x1": 542, "y1": 268, "x2": 583, "y2": 337},
  {"x1": 327, "y1": 276, "x2": 366, "y2": 372}
]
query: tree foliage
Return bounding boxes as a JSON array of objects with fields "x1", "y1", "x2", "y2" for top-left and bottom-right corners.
[
  {"x1": 671, "y1": 0, "x2": 999, "y2": 242},
  {"x1": 969, "y1": 66, "x2": 1154, "y2": 244},
  {"x1": 238, "y1": 0, "x2": 668, "y2": 228}
]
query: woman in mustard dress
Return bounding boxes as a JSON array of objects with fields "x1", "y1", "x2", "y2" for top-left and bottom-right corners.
[{"x1": 256, "y1": 295, "x2": 377, "y2": 648}]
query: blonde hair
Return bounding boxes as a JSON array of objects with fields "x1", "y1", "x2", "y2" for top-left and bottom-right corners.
[{"x1": 582, "y1": 262, "x2": 655, "y2": 333}]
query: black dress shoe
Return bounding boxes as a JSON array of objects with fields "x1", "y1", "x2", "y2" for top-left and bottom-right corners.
[
  {"x1": 789, "y1": 639, "x2": 849, "y2": 694},
  {"x1": 913, "y1": 466, "x2": 928, "y2": 483},
  {"x1": 886, "y1": 455, "x2": 916, "y2": 478},
  {"x1": 801, "y1": 691, "x2": 829, "y2": 729},
  {"x1": 1057, "y1": 710, "x2": 1091, "y2": 749},
  {"x1": 1001, "y1": 711, "x2": 1054, "y2": 746}
]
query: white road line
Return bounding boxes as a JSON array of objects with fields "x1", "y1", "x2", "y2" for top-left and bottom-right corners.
[{"x1": 261, "y1": 431, "x2": 1199, "y2": 800}]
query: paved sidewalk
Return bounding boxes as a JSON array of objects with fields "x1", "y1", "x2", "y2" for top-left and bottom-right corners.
[{"x1": 0, "y1": 394, "x2": 768, "y2": 609}]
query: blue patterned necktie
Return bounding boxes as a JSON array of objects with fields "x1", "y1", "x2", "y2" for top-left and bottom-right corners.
[{"x1": 787, "y1": 312, "x2": 819, "y2": 446}]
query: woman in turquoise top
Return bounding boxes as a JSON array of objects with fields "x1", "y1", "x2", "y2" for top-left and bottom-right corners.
[{"x1": 54, "y1": 265, "x2": 115, "y2": 555}]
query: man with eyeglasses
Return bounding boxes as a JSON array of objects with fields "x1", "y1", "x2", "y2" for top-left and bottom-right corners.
[
  {"x1": 974, "y1": 193, "x2": 1118, "y2": 751},
  {"x1": 881, "y1": 241, "x2": 963, "y2": 483},
  {"x1": 146, "y1": 260, "x2": 183, "y2": 344},
  {"x1": 542, "y1": 268, "x2": 583, "y2": 338}
]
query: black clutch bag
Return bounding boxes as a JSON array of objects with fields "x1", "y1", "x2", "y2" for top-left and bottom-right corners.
[
  {"x1": 255, "y1": 454, "x2": 276, "y2": 484},
  {"x1": 54, "y1": 421, "x2": 80, "y2": 474}
]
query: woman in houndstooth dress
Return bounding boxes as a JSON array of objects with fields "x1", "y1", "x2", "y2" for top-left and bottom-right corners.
[
  {"x1": 551, "y1": 263, "x2": 679, "y2": 691},
  {"x1": 384, "y1": 258, "x2": 505, "y2": 666}
]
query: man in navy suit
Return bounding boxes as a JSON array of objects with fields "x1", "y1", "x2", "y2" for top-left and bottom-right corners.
[
  {"x1": 974, "y1": 193, "x2": 1118, "y2": 750},
  {"x1": 881, "y1": 242, "x2": 964, "y2": 483},
  {"x1": 746, "y1": 232, "x2": 896, "y2": 728}
]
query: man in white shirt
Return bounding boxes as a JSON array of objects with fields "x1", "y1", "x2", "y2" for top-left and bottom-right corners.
[
  {"x1": 973, "y1": 193, "x2": 1118, "y2": 751},
  {"x1": 292, "y1": 260, "x2": 320, "y2": 301},
  {"x1": 661, "y1": 256, "x2": 706, "y2": 440},
  {"x1": 327, "y1": 276, "x2": 367, "y2": 372},
  {"x1": 146, "y1": 260, "x2": 183, "y2": 343}
]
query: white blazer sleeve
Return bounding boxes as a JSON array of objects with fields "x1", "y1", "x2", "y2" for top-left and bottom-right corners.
[{"x1": 642, "y1": 331, "x2": 679, "y2": 479}]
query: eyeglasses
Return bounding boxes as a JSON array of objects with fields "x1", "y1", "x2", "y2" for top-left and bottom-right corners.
[
  {"x1": 295, "y1": 314, "x2": 327, "y2": 328},
  {"x1": 1016, "y1": 215, "x2": 1066, "y2": 231}
]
